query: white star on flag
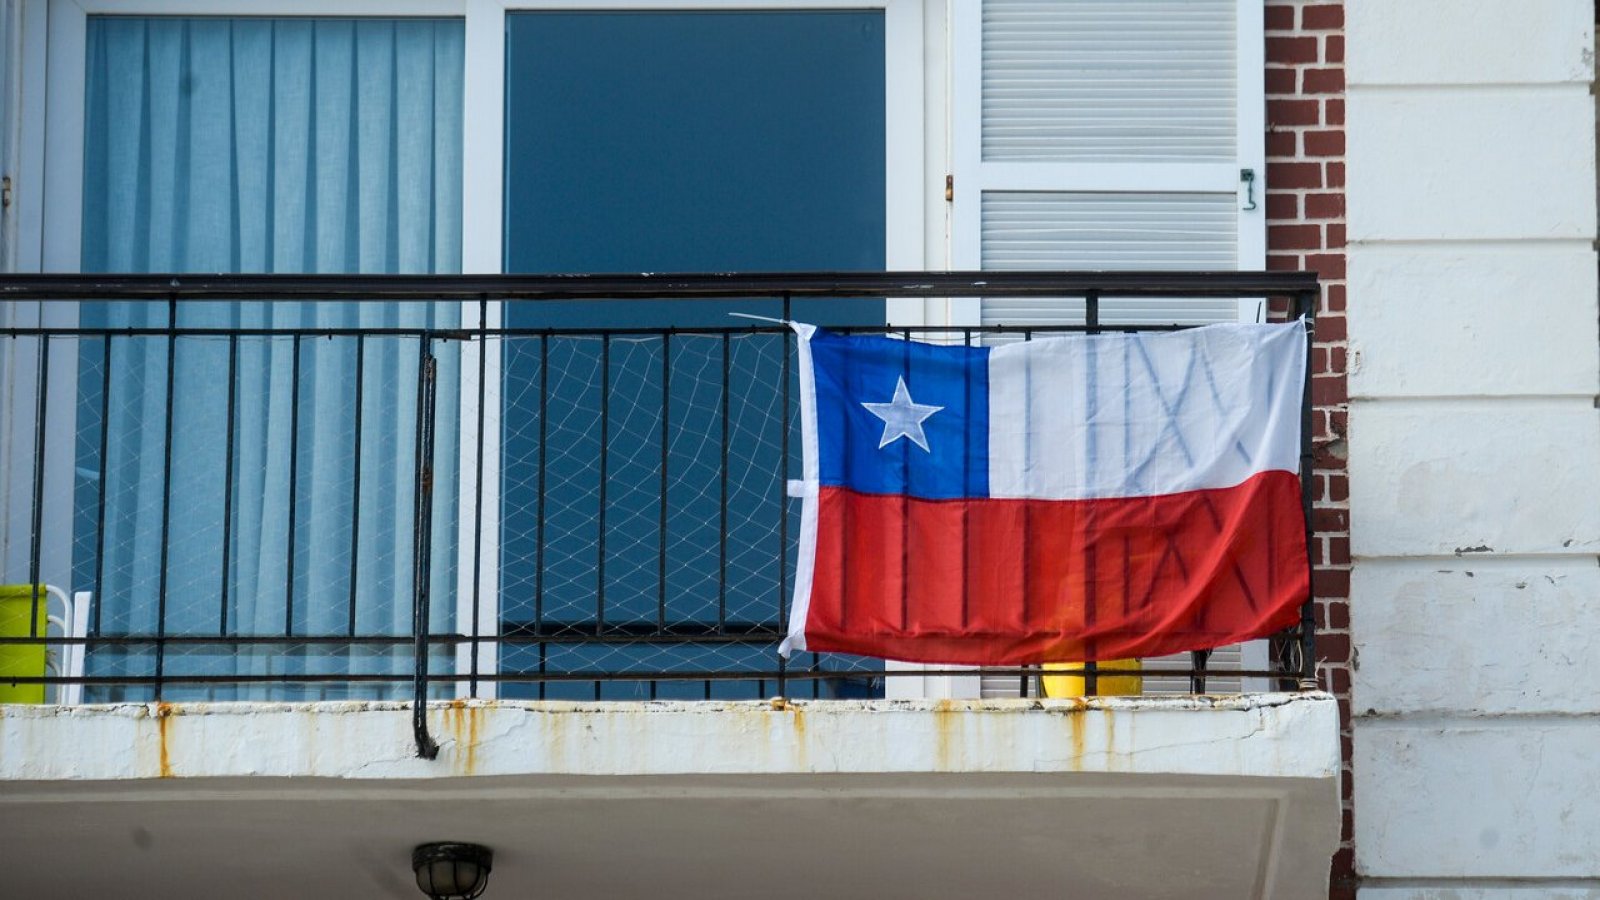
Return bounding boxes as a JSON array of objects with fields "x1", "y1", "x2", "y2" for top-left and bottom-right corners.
[{"x1": 861, "y1": 376, "x2": 943, "y2": 452}]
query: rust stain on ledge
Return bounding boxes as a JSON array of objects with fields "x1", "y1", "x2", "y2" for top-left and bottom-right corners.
[
  {"x1": 765, "y1": 697, "x2": 808, "y2": 769},
  {"x1": 154, "y1": 702, "x2": 175, "y2": 778},
  {"x1": 1067, "y1": 708, "x2": 1086, "y2": 770},
  {"x1": 443, "y1": 699, "x2": 482, "y2": 775},
  {"x1": 932, "y1": 699, "x2": 958, "y2": 771}
]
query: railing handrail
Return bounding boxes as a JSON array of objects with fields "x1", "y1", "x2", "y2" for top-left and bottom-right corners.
[{"x1": 0, "y1": 270, "x2": 1321, "y2": 301}]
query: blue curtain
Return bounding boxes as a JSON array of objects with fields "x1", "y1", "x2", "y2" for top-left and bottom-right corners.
[{"x1": 74, "y1": 17, "x2": 463, "y2": 700}]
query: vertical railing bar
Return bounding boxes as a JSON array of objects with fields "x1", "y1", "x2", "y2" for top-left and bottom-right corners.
[
  {"x1": 836, "y1": 320, "x2": 851, "y2": 641},
  {"x1": 1297, "y1": 289, "x2": 1319, "y2": 690},
  {"x1": 1190, "y1": 647, "x2": 1211, "y2": 694},
  {"x1": 777, "y1": 295, "x2": 792, "y2": 698},
  {"x1": 536, "y1": 334, "x2": 549, "y2": 702},
  {"x1": 470, "y1": 298, "x2": 489, "y2": 697},
  {"x1": 718, "y1": 332, "x2": 729, "y2": 634},
  {"x1": 284, "y1": 334, "x2": 302, "y2": 638},
  {"x1": 1019, "y1": 327, "x2": 1032, "y2": 700},
  {"x1": 811, "y1": 651, "x2": 820, "y2": 699},
  {"x1": 1083, "y1": 293, "x2": 1099, "y2": 698},
  {"x1": 899, "y1": 327, "x2": 910, "y2": 635},
  {"x1": 654, "y1": 331, "x2": 671, "y2": 702},
  {"x1": 961, "y1": 327, "x2": 972, "y2": 633},
  {"x1": 597, "y1": 334, "x2": 610, "y2": 637},
  {"x1": 411, "y1": 336, "x2": 440, "y2": 759},
  {"x1": 535, "y1": 334, "x2": 548, "y2": 640},
  {"x1": 658, "y1": 332, "x2": 670, "y2": 635},
  {"x1": 220, "y1": 334, "x2": 239, "y2": 637},
  {"x1": 346, "y1": 335, "x2": 366, "y2": 639},
  {"x1": 27, "y1": 333, "x2": 49, "y2": 638},
  {"x1": 91, "y1": 334, "x2": 112, "y2": 638},
  {"x1": 153, "y1": 298, "x2": 177, "y2": 698}
]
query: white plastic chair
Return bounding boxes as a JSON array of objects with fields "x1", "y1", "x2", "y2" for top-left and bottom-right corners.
[{"x1": 36, "y1": 586, "x2": 87, "y2": 705}]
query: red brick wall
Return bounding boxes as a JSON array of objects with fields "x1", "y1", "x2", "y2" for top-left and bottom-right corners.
[{"x1": 1265, "y1": 3, "x2": 1351, "y2": 897}]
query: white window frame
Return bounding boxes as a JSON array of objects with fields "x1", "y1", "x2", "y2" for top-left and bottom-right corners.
[
  {"x1": 28, "y1": 0, "x2": 926, "y2": 697},
  {"x1": 1, "y1": 0, "x2": 16, "y2": 269},
  {"x1": 8, "y1": 0, "x2": 48, "y2": 276}
]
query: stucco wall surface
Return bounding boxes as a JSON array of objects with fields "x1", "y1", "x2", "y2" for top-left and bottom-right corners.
[
  {"x1": 1346, "y1": 0, "x2": 1600, "y2": 892},
  {"x1": 1357, "y1": 721, "x2": 1600, "y2": 878}
]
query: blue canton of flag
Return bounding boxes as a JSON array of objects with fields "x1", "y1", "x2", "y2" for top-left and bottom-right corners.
[{"x1": 808, "y1": 331, "x2": 989, "y2": 500}]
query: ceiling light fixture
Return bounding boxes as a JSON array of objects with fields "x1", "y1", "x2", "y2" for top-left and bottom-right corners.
[{"x1": 412, "y1": 842, "x2": 494, "y2": 900}]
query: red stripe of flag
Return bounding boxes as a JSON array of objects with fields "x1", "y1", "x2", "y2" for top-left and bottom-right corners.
[{"x1": 802, "y1": 469, "x2": 1307, "y2": 666}]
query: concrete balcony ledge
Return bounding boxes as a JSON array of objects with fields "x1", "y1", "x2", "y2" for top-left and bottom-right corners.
[
  {"x1": 0, "y1": 694, "x2": 1341, "y2": 899},
  {"x1": 0, "y1": 693, "x2": 1340, "y2": 782}
]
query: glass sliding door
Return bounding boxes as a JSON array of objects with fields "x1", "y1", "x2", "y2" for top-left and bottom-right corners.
[
  {"x1": 499, "y1": 11, "x2": 887, "y2": 698},
  {"x1": 72, "y1": 16, "x2": 464, "y2": 701}
]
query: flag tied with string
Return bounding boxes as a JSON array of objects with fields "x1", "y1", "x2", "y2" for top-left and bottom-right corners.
[{"x1": 780, "y1": 322, "x2": 1310, "y2": 666}]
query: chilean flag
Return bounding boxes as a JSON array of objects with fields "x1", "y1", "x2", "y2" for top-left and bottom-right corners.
[{"x1": 780, "y1": 322, "x2": 1309, "y2": 666}]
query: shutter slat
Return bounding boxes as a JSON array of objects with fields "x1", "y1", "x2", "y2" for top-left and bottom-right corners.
[
  {"x1": 979, "y1": 191, "x2": 1238, "y2": 327},
  {"x1": 982, "y1": 0, "x2": 1237, "y2": 163}
]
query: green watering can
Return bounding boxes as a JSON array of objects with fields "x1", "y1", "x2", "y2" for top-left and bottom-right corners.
[{"x1": 0, "y1": 585, "x2": 49, "y2": 703}]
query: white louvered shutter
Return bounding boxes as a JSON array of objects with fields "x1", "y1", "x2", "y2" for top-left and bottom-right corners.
[
  {"x1": 952, "y1": 0, "x2": 1265, "y2": 326},
  {"x1": 957, "y1": 0, "x2": 1269, "y2": 696}
]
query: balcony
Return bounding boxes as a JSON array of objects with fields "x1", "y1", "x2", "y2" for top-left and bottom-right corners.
[{"x1": 0, "y1": 272, "x2": 1338, "y2": 899}]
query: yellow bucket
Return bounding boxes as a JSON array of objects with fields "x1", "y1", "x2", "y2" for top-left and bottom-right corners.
[
  {"x1": 1042, "y1": 659, "x2": 1143, "y2": 698},
  {"x1": 0, "y1": 585, "x2": 48, "y2": 704}
]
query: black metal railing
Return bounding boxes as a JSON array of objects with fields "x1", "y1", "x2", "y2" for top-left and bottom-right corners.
[{"x1": 0, "y1": 271, "x2": 1319, "y2": 758}]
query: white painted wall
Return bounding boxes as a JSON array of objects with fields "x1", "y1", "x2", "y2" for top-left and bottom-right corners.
[{"x1": 1345, "y1": 1, "x2": 1600, "y2": 894}]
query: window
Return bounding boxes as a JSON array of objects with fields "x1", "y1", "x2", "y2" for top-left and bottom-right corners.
[
  {"x1": 494, "y1": 10, "x2": 891, "y2": 698},
  {"x1": 12, "y1": 0, "x2": 1263, "y2": 700},
  {"x1": 70, "y1": 14, "x2": 465, "y2": 700},
  {"x1": 21, "y1": 0, "x2": 922, "y2": 700}
]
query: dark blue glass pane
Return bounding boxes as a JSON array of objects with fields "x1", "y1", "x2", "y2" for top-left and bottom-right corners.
[
  {"x1": 501, "y1": 11, "x2": 887, "y2": 698},
  {"x1": 503, "y1": 10, "x2": 885, "y2": 326}
]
